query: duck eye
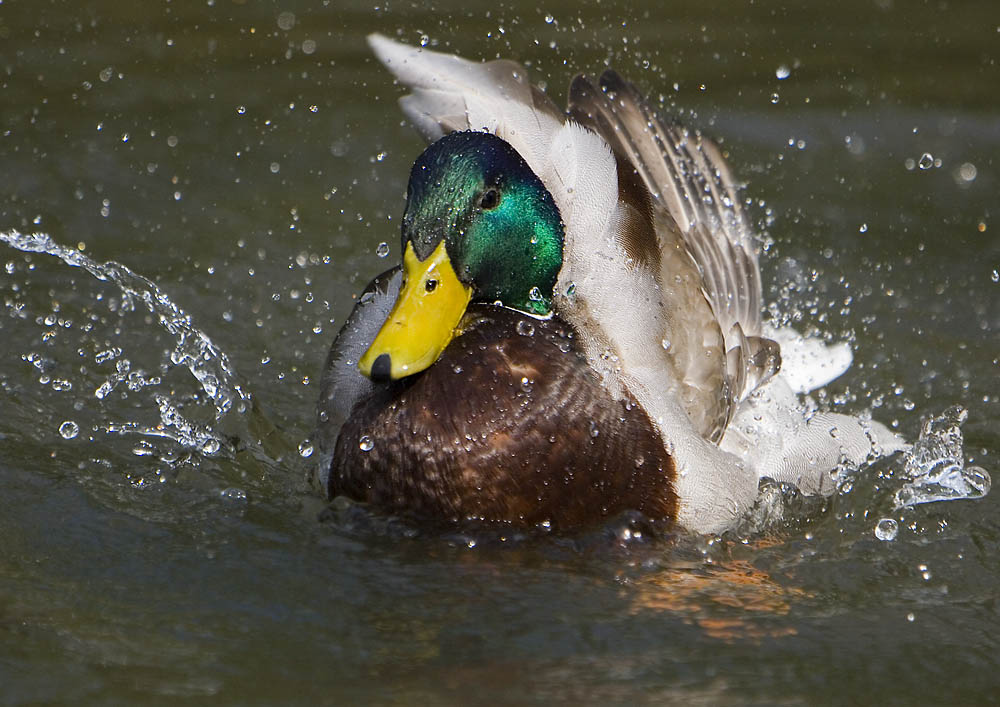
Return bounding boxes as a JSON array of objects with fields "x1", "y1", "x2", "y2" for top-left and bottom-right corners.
[
  {"x1": 425, "y1": 278, "x2": 438, "y2": 293},
  {"x1": 480, "y1": 187, "x2": 500, "y2": 210}
]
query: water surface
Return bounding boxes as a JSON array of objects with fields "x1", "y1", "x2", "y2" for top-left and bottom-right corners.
[{"x1": 2, "y1": 0, "x2": 998, "y2": 703}]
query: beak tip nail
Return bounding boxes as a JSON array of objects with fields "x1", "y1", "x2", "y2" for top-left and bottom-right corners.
[{"x1": 370, "y1": 353, "x2": 392, "y2": 383}]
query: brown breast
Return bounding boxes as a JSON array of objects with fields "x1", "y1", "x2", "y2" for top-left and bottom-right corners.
[{"x1": 329, "y1": 306, "x2": 677, "y2": 532}]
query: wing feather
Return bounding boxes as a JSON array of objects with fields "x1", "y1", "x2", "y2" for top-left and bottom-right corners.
[
  {"x1": 367, "y1": 34, "x2": 565, "y2": 175},
  {"x1": 567, "y1": 70, "x2": 780, "y2": 415}
]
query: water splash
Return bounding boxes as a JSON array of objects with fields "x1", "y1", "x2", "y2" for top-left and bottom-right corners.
[
  {"x1": 894, "y1": 405, "x2": 991, "y2": 508},
  {"x1": 1, "y1": 229, "x2": 250, "y2": 455}
]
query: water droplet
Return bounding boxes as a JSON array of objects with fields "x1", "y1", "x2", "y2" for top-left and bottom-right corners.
[
  {"x1": 59, "y1": 420, "x2": 79, "y2": 439},
  {"x1": 906, "y1": 612, "x2": 915, "y2": 623},
  {"x1": 660, "y1": 338, "x2": 671, "y2": 351},
  {"x1": 528, "y1": 286, "x2": 542, "y2": 301},
  {"x1": 589, "y1": 421, "x2": 600, "y2": 438},
  {"x1": 237, "y1": 105, "x2": 246, "y2": 115},
  {"x1": 298, "y1": 440, "x2": 314, "y2": 458},
  {"x1": 200, "y1": 438, "x2": 221, "y2": 455},
  {"x1": 544, "y1": 13, "x2": 554, "y2": 23},
  {"x1": 359, "y1": 435, "x2": 373, "y2": 452},
  {"x1": 515, "y1": 320, "x2": 535, "y2": 337},
  {"x1": 918, "y1": 152, "x2": 934, "y2": 170},
  {"x1": 565, "y1": 282, "x2": 576, "y2": 298},
  {"x1": 375, "y1": 241, "x2": 389, "y2": 258},
  {"x1": 859, "y1": 223, "x2": 868, "y2": 233},
  {"x1": 133, "y1": 442, "x2": 155, "y2": 457},
  {"x1": 954, "y1": 162, "x2": 977, "y2": 184},
  {"x1": 219, "y1": 487, "x2": 248, "y2": 502},
  {"x1": 875, "y1": 518, "x2": 898, "y2": 541},
  {"x1": 770, "y1": 92, "x2": 780, "y2": 104},
  {"x1": 991, "y1": 269, "x2": 998, "y2": 283},
  {"x1": 520, "y1": 376, "x2": 532, "y2": 392},
  {"x1": 775, "y1": 64, "x2": 790, "y2": 80}
]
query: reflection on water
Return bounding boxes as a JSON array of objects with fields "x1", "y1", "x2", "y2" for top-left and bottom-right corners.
[{"x1": 1, "y1": 0, "x2": 999, "y2": 703}]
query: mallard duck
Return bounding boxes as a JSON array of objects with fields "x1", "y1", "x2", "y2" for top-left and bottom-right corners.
[{"x1": 315, "y1": 34, "x2": 904, "y2": 534}]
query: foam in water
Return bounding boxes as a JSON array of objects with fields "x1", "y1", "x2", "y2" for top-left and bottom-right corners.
[{"x1": 894, "y1": 405, "x2": 991, "y2": 508}]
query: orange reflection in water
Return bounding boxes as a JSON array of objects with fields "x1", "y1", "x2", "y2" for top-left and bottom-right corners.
[{"x1": 627, "y1": 556, "x2": 808, "y2": 642}]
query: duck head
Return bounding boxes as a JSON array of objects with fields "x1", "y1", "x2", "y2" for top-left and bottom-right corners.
[{"x1": 358, "y1": 131, "x2": 564, "y2": 381}]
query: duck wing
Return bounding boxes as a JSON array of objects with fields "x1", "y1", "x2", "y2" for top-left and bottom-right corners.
[
  {"x1": 568, "y1": 73, "x2": 780, "y2": 437},
  {"x1": 368, "y1": 34, "x2": 567, "y2": 170}
]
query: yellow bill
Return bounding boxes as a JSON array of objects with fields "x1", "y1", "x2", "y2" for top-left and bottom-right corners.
[{"x1": 358, "y1": 240, "x2": 472, "y2": 381}]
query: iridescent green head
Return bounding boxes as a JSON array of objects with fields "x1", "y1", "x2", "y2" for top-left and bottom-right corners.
[
  {"x1": 403, "y1": 130, "x2": 564, "y2": 315},
  {"x1": 358, "y1": 131, "x2": 565, "y2": 381}
]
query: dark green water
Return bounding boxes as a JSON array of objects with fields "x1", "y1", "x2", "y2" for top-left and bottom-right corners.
[{"x1": 2, "y1": 0, "x2": 998, "y2": 703}]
